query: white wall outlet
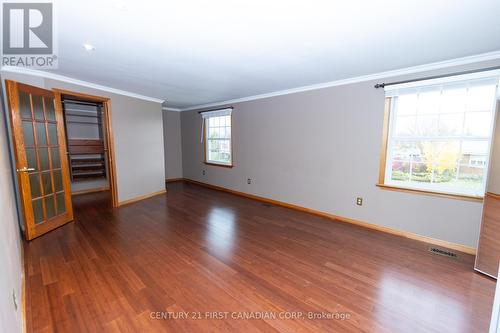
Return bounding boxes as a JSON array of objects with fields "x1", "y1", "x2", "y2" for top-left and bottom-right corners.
[
  {"x1": 247, "y1": 178, "x2": 252, "y2": 184},
  {"x1": 356, "y1": 197, "x2": 363, "y2": 206},
  {"x1": 202, "y1": 169, "x2": 206, "y2": 176}
]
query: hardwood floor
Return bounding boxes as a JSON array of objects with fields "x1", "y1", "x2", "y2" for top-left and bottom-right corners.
[{"x1": 24, "y1": 182, "x2": 495, "y2": 332}]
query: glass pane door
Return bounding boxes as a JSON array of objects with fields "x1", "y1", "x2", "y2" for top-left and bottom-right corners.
[{"x1": 7, "y1": 81, "x2": 73, "y2": 240}]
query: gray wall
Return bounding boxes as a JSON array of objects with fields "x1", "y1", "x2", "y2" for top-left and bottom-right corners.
[
  {"x1": 181, "y1": 59, "x2": 500, "y2": 248},
  {"x1": 1, "y1": 71, "x2": 166, "y2": 204},
  {"x1": 0, "y1": 75, "x2": 23, "y2": 333},
  {"x1": 163, "y1": 110, "x2": 183, "y2": 180}
]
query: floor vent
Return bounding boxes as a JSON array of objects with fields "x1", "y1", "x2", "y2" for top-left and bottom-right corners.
[{"x1": 429, "y1": 247, "x2": 458, "y2": 258}]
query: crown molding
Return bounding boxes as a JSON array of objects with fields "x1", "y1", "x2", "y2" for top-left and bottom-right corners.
[
  {"x1": 0, "y1": 66, "x2": 165, "y2": 104},
  {"x1": 180, "y1": 50, "x2": 500, "y2": 111},
  {"x1": 162, "y1": 106, "x2": 182, "y2": 112}
]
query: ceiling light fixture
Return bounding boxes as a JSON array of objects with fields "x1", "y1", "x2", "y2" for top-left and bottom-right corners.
[{"x1": 83, "y1": 43, "x2": 95, "y2": 51}]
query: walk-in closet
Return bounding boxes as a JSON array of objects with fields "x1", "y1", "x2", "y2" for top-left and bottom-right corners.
[{"x1": 62, "y1": 97, "x2": 110, "y2": 194}]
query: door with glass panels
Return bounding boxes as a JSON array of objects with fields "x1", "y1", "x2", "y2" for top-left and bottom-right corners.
[{"x1": 6, "y1": 81, "x2": 73, "y2": 240}]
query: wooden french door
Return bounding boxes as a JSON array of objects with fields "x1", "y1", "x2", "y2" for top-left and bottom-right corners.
[{"x1": 6, "y1": 81, "x2": 73, "y2": 240}]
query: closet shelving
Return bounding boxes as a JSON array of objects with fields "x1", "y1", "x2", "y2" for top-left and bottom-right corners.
[{"x1": 63, "y1": 100, "x2": 107, "y2": 182}]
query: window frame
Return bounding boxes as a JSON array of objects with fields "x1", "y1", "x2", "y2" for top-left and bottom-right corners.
[
  {"x1": 377, "y1": 93, "x2": 496, "y2": 202},
  {"x1": 203, "y1": 113, "x2": 233, "y2": 168}
]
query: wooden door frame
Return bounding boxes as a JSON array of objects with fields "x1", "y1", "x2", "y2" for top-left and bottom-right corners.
[{"x1": 53, "y1": 89, "x2": 119, "y2": 208}]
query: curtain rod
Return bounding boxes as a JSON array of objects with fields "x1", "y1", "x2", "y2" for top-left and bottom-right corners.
[
  {"x1": 198, "y1": 106, "x2": 233, "y2": 114},
  {"x1": 374, "y1": 66, "x2": 500, "y2": 89}
]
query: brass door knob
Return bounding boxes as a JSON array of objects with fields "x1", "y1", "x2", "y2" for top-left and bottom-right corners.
[{"x1": 16, "y1": 167, "x2": 35, "y2": 172}]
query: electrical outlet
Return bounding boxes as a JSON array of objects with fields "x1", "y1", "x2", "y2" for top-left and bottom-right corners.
[
  {"x1": 12, "y1": 290, "x2": 17, "y2": 311},
  {"x1": 247, "y1": 178, "x2": 252, "y2": 184},
  {"x1": 356, "y1": 197, "x2": 363, "y2": 206},
  {"x1": 202, "y1": 170, "x2": 206, "y2": 176}
]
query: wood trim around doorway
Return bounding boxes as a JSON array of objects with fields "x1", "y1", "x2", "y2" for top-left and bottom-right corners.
[{"x1": 53, "y1": 89, "x2": 119, "y2": 208}]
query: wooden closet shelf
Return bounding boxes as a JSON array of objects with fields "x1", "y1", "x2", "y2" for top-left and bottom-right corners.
[
  {"x1": 72, "y1": 170, "x2": 105, "y2": 176},
  {"x1": 70, "y1": 158, "x2": 104, "y2": 165},
  {"x1": 65, "y1": 112, "x2": 101, "y2": 118},
  {"x1": 72, "y1": 175, "x2": 106, "y2": 182},
  {"x1": 71, "y1": 163, "x2": 104, "y2": 169}
]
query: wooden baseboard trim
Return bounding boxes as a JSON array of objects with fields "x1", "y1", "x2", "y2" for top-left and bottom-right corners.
[
  {"x1": 165, "y1": 178, "x2": 184, "y2": 183},
  {"x1": 71, "y1": 186, "x2": 110, "y2": 196},
  {"x1": 181, "y1": 178, "x2": 476, "y2": 255},
  {"x1": 486, "y1": 192, "x2": 500, "y2": 200},
  {"x1": 118, "y1": 189, "x2": 167, "y2": 207}
]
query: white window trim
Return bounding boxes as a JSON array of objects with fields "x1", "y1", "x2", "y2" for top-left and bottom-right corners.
[{"x1": 201, "y1": 109, "x2": 233, "y2": 167}]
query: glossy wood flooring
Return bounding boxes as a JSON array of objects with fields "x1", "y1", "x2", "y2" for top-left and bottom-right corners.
[{"x1": 24, "y1": 182, "x2": 495, "y2": 332}]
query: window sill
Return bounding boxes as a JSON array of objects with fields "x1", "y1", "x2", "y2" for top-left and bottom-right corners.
[
  {"x1": 204, "y1": 161, "x2": 233, "y2": 168},
  {"x1": 376, "y1": 183, "x2": 483, "y2": 202}
]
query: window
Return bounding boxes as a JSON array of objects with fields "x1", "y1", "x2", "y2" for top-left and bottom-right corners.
[
  {"x1": 201, "y1": 108, "x2": 233, "y2": 166},
  {"x1": 379, "y1": 72, "x2": 499, "y2": 198}
]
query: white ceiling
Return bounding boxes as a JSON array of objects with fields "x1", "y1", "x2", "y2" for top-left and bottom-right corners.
[{"x1": 46, "y1": 0, "x2": 500, "y2": 108}]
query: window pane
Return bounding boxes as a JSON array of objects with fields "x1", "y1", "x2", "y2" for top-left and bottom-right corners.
[
  {"x1": 56, "y1": 192, "x2": 66, "y2": 214},
  {"x1": 467, "y1": 84, "x2": 496, "y2": 111},
  {"x1": 39, "y1": 148, "x2": 50, "y2": 171},
  {"x1": 219, "y1": 116, "x2": 226, "y2": 127},
  {"x1": 456, "y1": 168, "x2": 484, "y2": 194},
  {"x1": 396, "y1": 94, "x2": 417, "y2": 116},
  {"x1": 23, "y1": 121, "x2": 35, "y2": 146},
  {"x1": 410, "y1": 162, "x2": 431, "y2": 183},
  {"x1": 207, "y1": 139, "x2": 231, "y2": 164},
  {"x1": 209, "y1": 117, "x2": 216, "y2": 127},
  {"x1": 209, "y1": 127, "x2": 219, "y2": 138},
  {"x1": 44, "y1": 98, "x2": 56, "y2": 121},
  {"x1": 460, "y1": 141, "x2": 489, "y2": 164},
  {"x1": 464, "y1": 111, "x2": 492, "y2": 136},
  {"x1": 19, "y1": 92, "x2": 32, "y2": 119},
  {"x1": 394, "y1": 116, "x2": 415, "y2": 136},
  {"x1": 47, "y1": 123, "x2": 58, "y2": 145},
  {"x1": 26, "y1": 148, "x2": 37, "y2": 170},
  {"x1": 438, "y1": 113, "x2": 463, "y2": 136},
  {"x1": 51, "y1": 147, "x2": 60, "y2": 169},
  {"x1": 433, "y1": 141, "x2": 460, "y2": 165},
  {"x1": 392, "y1": 141, "x2": 422, "y2": 162},
  {"x1": 30, "y1": 173, "x2": 41, "y2": 198},
  {"x1": 441, "y1": 86, "x2": 467, "y2": 114},
  {"x1": 32, "y1": 199, "x2": 44, "y2": 224},
  {"x1": 42, "y1": 172, "x2": 53, "y2": 195},
  {"x1": 36, "y1": 122, "x2": 47, "y2": 146},
  {"x1": 45, "y1": 196, "x2": 55, "y2": 219},
  {"x1": 416, "y1": 115, "x2": 438, "y2": 136},
  {"x1": 390, "y1": 160, "x2": 410, "y2": 182},
  {"x1": 53, "y1": 170, "x2": 63, "y2": 192},
  {"x1": 418, "y1": 90, "x2": 440, "y2": 115},
  {"x1": 32, "y1": 95, "x2": 44, "y2": 120}
]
